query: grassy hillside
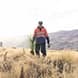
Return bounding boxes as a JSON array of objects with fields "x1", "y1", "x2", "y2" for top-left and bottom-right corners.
[
  {"x1": 0, "y1": 47, "x2": 78, "y2": 78},
  {"x1": 49, "y1": 29, "x2": 78, "y2": 50}
]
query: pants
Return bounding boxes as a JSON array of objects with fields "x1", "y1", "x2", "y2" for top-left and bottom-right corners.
[{"x1": 35, "y1": 43, "x2": 46, "y2": 56}]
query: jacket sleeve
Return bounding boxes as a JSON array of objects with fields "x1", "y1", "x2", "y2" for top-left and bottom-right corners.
[
  {"x1": 44, "y1": 28, "x2": 50, "y2": 44},
  {"x1": 46, "y1": 36, "x2": 50, "y2": 44},
  {"x1": 45, "y1": 28, "x2": 48, "y2": 37}
]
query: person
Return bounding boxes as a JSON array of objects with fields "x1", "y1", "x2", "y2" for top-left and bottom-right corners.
[{"x1": 32, "y1": 21, "x2": 50, "y2": 57}]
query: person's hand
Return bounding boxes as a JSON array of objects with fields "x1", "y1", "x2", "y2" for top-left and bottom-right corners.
[
  {"x1": 30, "y1": 50, "x2": 34, "y2": 55},
  {"x1": 48, "y1": 44, "x2": 50, "y2": 48}
]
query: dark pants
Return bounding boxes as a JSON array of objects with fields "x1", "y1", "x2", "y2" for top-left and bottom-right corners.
[{"x1": 35, "y1": 43, "x2": 46, "y2": 56}]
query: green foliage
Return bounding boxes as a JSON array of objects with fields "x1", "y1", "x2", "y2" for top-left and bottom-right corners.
[{"x1": 28, "y1": 35, "x2": 35, "y2": 51}]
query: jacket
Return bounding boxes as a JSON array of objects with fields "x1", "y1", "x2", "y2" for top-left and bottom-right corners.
[{"x1": 33, "y1": 26, "x2": 49, "y2": 44}]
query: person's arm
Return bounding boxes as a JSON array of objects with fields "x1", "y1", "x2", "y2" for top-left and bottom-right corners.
[
  {"x1": 45, "y1": 28, "x2": 50, "y2": 48},
  {"x1": 46, "y1": 36, "x2": 50, "y2": 44}
]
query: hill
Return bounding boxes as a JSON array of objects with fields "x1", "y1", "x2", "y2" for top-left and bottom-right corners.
[
  {"x1": 1, "y1": 29, "x2": 78, "y2": 50},
  {"x1": 49, "y1": 29, "x2": 78, "y2": 50}
]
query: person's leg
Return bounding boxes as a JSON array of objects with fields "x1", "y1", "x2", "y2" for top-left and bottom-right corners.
[
  {"x1": 41, "y1": 43, "x2": 46, "y2": 57},
  {"x1": 35, "y1": 44, "x2": 40, "y2": 57}
]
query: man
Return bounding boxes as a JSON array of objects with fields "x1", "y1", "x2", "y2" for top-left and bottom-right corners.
[{"x1": 33, "y1": 21, "x2": 50, "y2": 57}]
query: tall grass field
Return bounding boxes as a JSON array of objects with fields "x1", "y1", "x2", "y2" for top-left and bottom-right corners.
[{"x1": 0, "y1": 47, "x2": 78, "y2": 78}]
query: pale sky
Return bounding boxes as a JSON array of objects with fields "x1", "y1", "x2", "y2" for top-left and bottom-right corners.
[{"x1": 0, "y1": 0, "x2": 78, "y2": 37}]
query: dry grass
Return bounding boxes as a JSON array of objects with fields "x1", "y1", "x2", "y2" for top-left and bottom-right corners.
[{"x1": 0, "y1": 47, "x2": 78, "y2": 78}]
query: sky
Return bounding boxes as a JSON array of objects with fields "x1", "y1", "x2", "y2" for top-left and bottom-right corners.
[{"x1": 0, "y1": 0, "x2": 78, "y2": 37}]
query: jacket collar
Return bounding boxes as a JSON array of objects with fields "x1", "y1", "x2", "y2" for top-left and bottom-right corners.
[{"x1": 37, "y1": 26, "x2": 44, "y2": 29}]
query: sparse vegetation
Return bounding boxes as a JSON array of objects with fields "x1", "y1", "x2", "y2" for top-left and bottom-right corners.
[
  {"x1": 0, "y1": 48, "x2": 78, "y2": 78},
  {"x1": 27, "y1": 35, "x2": 35, "y2": 55},
  {"x1": 28, "y1": 35, "x2": 35, "y2": 51}
]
